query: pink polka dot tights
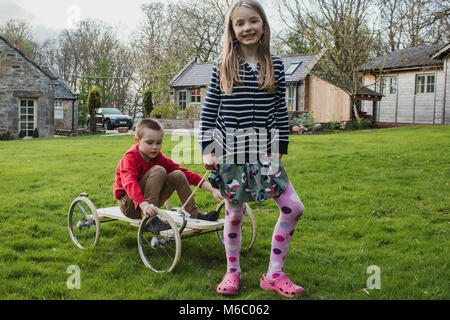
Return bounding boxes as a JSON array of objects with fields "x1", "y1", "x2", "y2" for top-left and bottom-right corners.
[{"x1": 223, "y1": 181, "x2": 303, "y2": 280}]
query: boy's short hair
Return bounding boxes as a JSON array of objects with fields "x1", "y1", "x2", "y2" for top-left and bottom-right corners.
[{"x1": 135, "y1": 118, "x2": 163, "y2": 139}]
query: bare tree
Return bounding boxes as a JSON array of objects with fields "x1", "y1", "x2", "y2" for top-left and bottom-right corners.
[
  {"x1": 277, "y1": 0, "x2": 379, "y2": 122},
  {"x1": 0, "y1": 19, "x2": 38, "y2": 60},
  {"x1": 376, "y1": 0, "x2": 449, "y2": 53}
]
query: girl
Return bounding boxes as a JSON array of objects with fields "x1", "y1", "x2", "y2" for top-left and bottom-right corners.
[{"x1": 199, "y1": 0, "x2": 305, "y2": 298}]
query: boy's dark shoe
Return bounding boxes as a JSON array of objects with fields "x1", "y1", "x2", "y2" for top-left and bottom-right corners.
[
  {"x1": 197, "y1": 210, "x2": 219, "y2": 221},
  {"x1": 144, "y1": 217, "x2": 171, "y2": 234}
]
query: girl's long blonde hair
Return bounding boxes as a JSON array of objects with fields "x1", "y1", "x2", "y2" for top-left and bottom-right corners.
[{"x1": 220, "y1": 0, "x2": 275, "y2": 95}]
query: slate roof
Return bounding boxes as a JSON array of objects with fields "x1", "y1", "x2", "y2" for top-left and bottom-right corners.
[
  {"x1": 430, "y1": 42, "x2": 450, "y2": 60},
  {"x1": 360, "y1": 44, "x2": 444, "y2": 72},
  {"x1": 42, "y1": 67, "x2": 78, "y2": 100},
  {"x1": 170, "y1": 53, "x2": 323, "y2": 88}
]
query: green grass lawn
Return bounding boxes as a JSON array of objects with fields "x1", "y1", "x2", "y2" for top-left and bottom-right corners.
[{"x1": 0, "y1": 126, "x2": 448, "y2": 300}]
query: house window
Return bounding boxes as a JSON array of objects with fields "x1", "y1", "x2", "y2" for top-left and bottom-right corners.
[
  {"x1": 178, "y1": 90, "x2": 187, "y2": 109},
  {"x1": 286, "y1": 62, "x2": 301, "y2": 75},
  {"x1": 191, "y1": 89, "x2": 201, "y2": 103},
  {"x1": 54, "y1": 100, "x2": 64, "y2": 120},
  {"x1": 19, "y1": 99, "x2": 36, "y2": 137},
  {"x1": 380, "y1": 76, "x2": 397, "y2": 95},
  {"x1": 286, "y1": 85, "x2": 296, "y2": 111},
  {"x1": 416, "y1": 74, "x2": 435, "y2": 94}
]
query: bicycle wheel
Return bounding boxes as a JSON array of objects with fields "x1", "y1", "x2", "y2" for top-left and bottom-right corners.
[
  {"x1": 138, "y1": 210, "x2": 181, "y2": 273},
  {"x1": 68, "y1": 196, "x2": 100, "y2": 249}
]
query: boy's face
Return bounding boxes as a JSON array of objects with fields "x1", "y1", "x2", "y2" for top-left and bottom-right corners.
[{"x1": 135, "y1": 128, "x2": 164, "y2": 160}]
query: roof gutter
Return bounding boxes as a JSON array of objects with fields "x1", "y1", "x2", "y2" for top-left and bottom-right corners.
[{"x1": 361, "y1": 64, "x2": 443, "y2": 74}]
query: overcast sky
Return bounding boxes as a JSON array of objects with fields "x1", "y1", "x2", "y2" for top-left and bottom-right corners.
[{"x1": 0, "y1": 0, "x2": 283, "y2": 42}]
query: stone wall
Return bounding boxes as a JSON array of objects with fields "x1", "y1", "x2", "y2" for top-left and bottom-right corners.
[
  {"x1": 0, "y1": 39, "x2": 54, "y2": 138},
  {"x1": 55, "y1": 99, "x2": 78, "y2": 130},
  {"x1": 157, "y1": 119, "x2": 198, "y2": 129}
]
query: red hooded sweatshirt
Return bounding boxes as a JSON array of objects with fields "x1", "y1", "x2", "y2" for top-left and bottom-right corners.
[{"x1": 113, "y1": 144, "x2": 204, "y2": 210}]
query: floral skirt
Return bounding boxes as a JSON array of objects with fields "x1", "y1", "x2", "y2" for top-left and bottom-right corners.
[{"x1": 208, "y1": 157, "x2": 289, "y2": 203}]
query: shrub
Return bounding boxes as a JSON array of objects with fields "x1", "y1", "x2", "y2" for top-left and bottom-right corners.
[
  {"x1": 346, "y1": 120, "x2": 360, "y2": 130},
  {"x1": 291, "y1": 117, "x2": 302, "y2": 126},
  {"x1": 184, "y1": 104, "x2": 201, "y2": 119},
  {"x1": 0, "y1": 131, "x2": 14, "y2": 141},
  {"x1": 347, "y1": 119, "x2": 372, "y2": 130},
  {"x1": 33, "y1": 128, "x2": 39, "y2": 138},
  {"x1": 359, "y1": 119, "x2": 370, "y2": 130},
  {"x1": 176, "y1": 109, "x2": 186, "y2": 119},
  {"x1": 87, "y1": 87, "x2": 101, "y2": 133},
  {"x1": 150, "y1": 102, "x2": 179, "y2": 119},
  {"x1": 326, "y1": 121, "x2": 342, "y2": 130},
  {"x1": 298, "y1": 112, "x2": 315, "y2": 129},
  {"x1": 142, "y1": 87, "x2": 154, "y2": 118}
]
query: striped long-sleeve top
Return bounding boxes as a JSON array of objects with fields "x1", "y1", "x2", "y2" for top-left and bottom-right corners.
[{"x1": 198, "y1": 55, "x2": 290, "y2": 162}]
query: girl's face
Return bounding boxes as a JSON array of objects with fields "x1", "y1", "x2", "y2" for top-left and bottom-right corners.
[{"x1": 232, "y1": 6, "x2": 264, "y2": 49}]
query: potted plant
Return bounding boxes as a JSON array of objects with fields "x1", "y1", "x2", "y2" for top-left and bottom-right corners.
[
  {"x1": 18, "y1": 130, "x2": 26, "y2": 140},
  {"x1": 291, "y1": 118, "x2": 304, "y2": 133}
]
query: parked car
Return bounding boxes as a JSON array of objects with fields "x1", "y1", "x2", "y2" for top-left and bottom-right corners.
[{"x1": 86, "y1": 108, "x2": 133, "y2": 130}]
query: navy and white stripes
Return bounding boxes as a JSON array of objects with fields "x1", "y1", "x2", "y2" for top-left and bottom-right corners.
[{"x1": 199, "y1": 55, "x2": 290, "y2": 161}]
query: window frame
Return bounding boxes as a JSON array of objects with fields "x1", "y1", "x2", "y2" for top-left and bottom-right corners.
[
  {"x1": 415, "y1": 73, "x2": 435, "y2": 95},
  {"x1": 178, "y1": 90, "x2": 187, "y2": 109},
  {"x1": 190, "y1": 88, "x2": 201, "y2": 104},
  {"x1": 286, "y1": 85, "x2": 297, "y2": 111},
  {"x1": 380, "y1": 76, "x2": 397, "y2": 95},
  {"x1": 285, "y1": 62, "x2": 301, "y2": 75},
  {"x1": 54, "y1": 100, "x2": 64, "y2": 120},
  {"x1": 18, "y1": 99, "x2": 37, "y2": 137}
]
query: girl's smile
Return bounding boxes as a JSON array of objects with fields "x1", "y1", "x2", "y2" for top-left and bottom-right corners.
[{"x1": 232, "y1": 6, "x2": 264, "y2": 50}]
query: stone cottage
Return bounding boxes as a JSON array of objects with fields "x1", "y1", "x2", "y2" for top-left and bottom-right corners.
[
  {"x1": 42, "y1": 67, "x2": 79, "y2": 131},
  {"x1": 0, "y1": 35, "x2": 78, "y2": 138}
]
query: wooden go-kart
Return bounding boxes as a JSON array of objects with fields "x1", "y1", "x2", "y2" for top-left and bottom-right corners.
[{"x1": 67, "y1": 171, "x2": 257, "y2": 273}]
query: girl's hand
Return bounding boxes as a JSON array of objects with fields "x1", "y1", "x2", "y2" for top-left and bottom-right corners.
[
  {"x1": 273, "y1": 153, "x2": 282, "y2": 160},
  {"x1": 212, "y1": 188, "x2": 223, "y2": 202},
  {"x1": 203, "y1": 153, "x2": 219, "y2": 170}
]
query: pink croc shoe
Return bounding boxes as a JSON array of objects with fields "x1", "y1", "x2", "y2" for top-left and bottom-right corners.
[
  {"x1": 260, "y1": 273, "x2": 304, "y2": 298},
  {"x1": 217, "y1": 272, "x2": 241, "y2": 295}
]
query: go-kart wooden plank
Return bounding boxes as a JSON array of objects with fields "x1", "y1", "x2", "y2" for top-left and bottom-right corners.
[
  {"x1": 160, "y1": 209, "x2": 225, "y2": 230},
  {"x1": 97, "y1": 206, "x2": 224, "y2": 230},
  {"x1": 97, "y1": 206, "x2": 141, "y2": 227}
]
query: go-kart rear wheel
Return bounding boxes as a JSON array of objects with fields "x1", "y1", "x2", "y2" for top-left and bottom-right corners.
[
  {"x1": 138, "y1": 210, "x2": 181, "y2": 273},
  {"x1": 68, "y1": 196, "x2": 100, "y2": 249},
  {"x1": 215, "y1": 200, "x2": 257, "y2": 251}
]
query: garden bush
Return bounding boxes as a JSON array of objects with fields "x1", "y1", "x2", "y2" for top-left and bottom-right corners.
[
  {"x1": 0, "y1": 131, "x2": 14, "y2": 141},
  {"x1": 184, "y1": 104, "x2": 201, "y2": 119},
  {"x1": 326, "y1": 121, "x2": 342, "y2": 130},
  {"x1": 142, "y1": 87, "x2": 154, "y2": 118},
  {"x1": 298, "y1": 112, "x2": 315, "y2": 129},
  {"x1": 150, "y1": 102, "x2": 179, "y2": 119}
]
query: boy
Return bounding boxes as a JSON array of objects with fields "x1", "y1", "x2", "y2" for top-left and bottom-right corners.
[{"x1": 113, "y1": 118, "x2": 222, "y2": 220}]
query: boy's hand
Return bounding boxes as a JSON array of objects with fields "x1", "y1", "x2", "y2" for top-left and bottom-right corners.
[
  {"x1": 203, "y1": 153, "x2": 219, "y2": 170},
  {"x1": 139, "y1": 201, "x2": 159, "y2": 218},
  {"x1": 212, "y1": 188, "x2": 223, "y2": 202}
]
